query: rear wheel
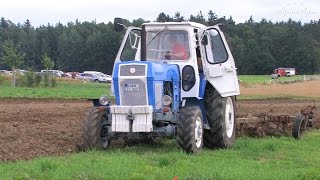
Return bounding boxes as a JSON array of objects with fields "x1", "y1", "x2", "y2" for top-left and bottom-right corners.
[
  {"x1": 204, "y1": 88, "x2": 236, "y2": 148},
  {"x1": 82, "y1": 107, "x2": 111, "y2": 150},
  {"x1": 177, "y1": 105, "x2": 203, "y2": 154},
  {"x1": 292, "y1": 115, "x2": 305, "y2": 139}
]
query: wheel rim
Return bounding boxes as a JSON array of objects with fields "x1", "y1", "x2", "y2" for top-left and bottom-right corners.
[
  {"x1": 225, "y1": 97, "x2": 235, "y2": 138},
  {"x1": 100, "y1": 116, "x2": 110, "y2": 149},
  {"x1": 195, "y1": 116, "x2": 203, "y2": 148}
]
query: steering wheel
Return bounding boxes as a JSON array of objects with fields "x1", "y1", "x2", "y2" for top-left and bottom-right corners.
[{"x1": 162, "y1": 50, "x2": 171, "y2": 60}]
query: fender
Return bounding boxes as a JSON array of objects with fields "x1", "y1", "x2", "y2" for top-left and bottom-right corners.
[{"x1": 183, "y1": 97, "x2": 209, "y2": 129}]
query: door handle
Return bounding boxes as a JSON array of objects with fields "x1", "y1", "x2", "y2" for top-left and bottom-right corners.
[{"x1": 225, "y1": 65, "x2": 233, "y2": 72}]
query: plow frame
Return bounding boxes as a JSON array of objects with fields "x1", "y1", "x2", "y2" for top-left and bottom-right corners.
[{"x1": 237, "y1": 105, "x2": 319, "y2": 139}]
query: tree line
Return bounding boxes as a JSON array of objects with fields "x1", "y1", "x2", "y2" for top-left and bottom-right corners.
[{"x1": 0, "y1": 11, "x2": 320, "y2": 75}]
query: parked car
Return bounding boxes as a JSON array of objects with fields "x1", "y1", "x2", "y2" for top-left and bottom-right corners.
[
  {"x1": 77, "y1": 73, "x2": 107, "y2": 83},
  {"x1": 15, "y1": 69, "x2": 28, "y2": 75},
  {"x1": 64, "y1": 72, "x2": 72, "y2": 78},
  {"x1": 0, "y1": 70, "x2": 12, "y2": 75},
  {"x1": 41, "y1": 70, "x2": 64, "y2": 77},
  {"x1": 95, "y1": 73, "x2": 112, "y2": 83},
  {"x1": 65, "y1": 72, "x2": 79, "y2": 79},
  {"x1": 83, "y1": 71, "x2": 111, "y2": 83},
  {"x1": 104, "y1": 74, "x2": 112, "y2": 83}
]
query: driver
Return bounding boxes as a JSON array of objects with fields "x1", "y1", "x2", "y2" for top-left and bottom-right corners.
[{"x1": 166, "y1": 34, "x2": 188, "y2": 60}]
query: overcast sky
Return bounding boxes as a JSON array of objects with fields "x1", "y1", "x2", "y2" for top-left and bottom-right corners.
[{"x1": 1, "y1": 0, "x2": 319, "y2": 27}]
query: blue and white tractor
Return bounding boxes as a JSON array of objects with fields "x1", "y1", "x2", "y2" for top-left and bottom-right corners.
[{"x1": 82, "y1": 18, "x2": 240, "y2": 153}]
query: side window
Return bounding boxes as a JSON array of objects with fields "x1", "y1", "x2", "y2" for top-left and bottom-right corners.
[
  {"x1": 146, "y1": 31, "x2": 159, "y2": 60},
  {"x1": 203, "y1": 29, "x2": 228, "y2": 64},
  {"x1": 120, "y1": 29, "x2": 141, "y2": 61}
]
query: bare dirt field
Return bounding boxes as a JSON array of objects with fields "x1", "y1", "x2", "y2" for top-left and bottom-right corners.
[{"x1": 0, "y1": 80, "x2": 319, "y2": 161}]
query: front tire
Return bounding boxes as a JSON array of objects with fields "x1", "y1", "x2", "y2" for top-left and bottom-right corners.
[
  {"x1": 204, "y1": 88, "x2": 236, "y2": 148},
  {"x1": 177, "y1": 105, "x2": 204, "y2": 154},
  {"x1": 82, "y1": 107, "x2": 111, "y2": 150}
]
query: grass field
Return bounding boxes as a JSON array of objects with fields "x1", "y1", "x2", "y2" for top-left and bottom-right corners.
[
  {"x1": 238, "y1": 75, "x2": 320, "y2": 85},
  {"x1": 0, "y1": 130, "x2": 319, "y2": 179},
  {"x1": 1, "y1": 75, "x2": 319, "y2": 99},
  {"x1": 0, "y1": 80, "x2": 110, "y2": 99}
]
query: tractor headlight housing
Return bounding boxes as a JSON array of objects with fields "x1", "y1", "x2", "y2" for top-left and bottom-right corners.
[
  {"x1": 162, "y1": 95, "x2": 172, "y2": 106},
  {"x1": 182, "y1": 65, "x2": 196, "y2": 91},
  {"x1": 99, "y1": 95, "x2": 110, "y2": 106}
]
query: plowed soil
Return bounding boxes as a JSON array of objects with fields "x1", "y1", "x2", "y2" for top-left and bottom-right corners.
[
  {"x1": 240, "y1": 80, "x2": 320, "y2": 97},
  {"x1": 0, "y1": 80, "x2": 319, "y2": 161}
]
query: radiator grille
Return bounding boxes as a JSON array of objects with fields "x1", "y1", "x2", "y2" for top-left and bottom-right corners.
[
  {"x1": 119, "y1": 78, "x2": 147, "y2": 106},
  {"x1": 120, "y1": 64, "x2": 146, "y2": 76}
]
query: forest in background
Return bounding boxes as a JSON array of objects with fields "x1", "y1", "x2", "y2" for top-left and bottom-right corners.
[{"x1": 0, "y1": 11, "x2": 320, "y2": 75}]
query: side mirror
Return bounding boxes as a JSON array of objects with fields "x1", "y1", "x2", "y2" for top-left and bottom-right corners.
[
  {"x1": 114, "y1": 17, "x2": 125, "y2": 32},
  {"x1": 201, "y1": 36, "x2": 208, "y2": 46}
]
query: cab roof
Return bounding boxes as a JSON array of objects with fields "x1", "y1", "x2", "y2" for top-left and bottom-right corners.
[{"x1": 142, "y1": 21, "x2": 206, "y2": 29}]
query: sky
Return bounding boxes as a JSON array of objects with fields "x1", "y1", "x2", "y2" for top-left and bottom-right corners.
[{"x1": 1, "y1": 0, "x2": 319, "y2": 27}]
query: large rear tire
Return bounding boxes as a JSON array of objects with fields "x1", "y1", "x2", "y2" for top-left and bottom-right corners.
[
  {"x1": 204, "y1": 88, "x2": 236, "y2": 148},
  {"x1": 82, "y1": 107, "x2": 111, "y2": 150},
  {"x1": 292, "y1": 115, "x2": 305, "y2": 139},
  {"x1": 177, "y1": 105, "x2": 203, "y2": 154}
]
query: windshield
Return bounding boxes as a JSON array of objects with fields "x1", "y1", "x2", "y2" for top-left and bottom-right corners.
[{"x1": 146, "y1": 30, "x2": 190, "y2": 61}]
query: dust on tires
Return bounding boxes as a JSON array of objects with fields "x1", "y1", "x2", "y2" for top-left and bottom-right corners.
[
  {"x1": 82, "y1": 107, "x2": 111, "y2": 150},
  {"x1": 177, "y1": 105, "x2": 203, "y2": 154},
  {"x1": 204, "y1": 87, "x2": 236, "y2": 149}
]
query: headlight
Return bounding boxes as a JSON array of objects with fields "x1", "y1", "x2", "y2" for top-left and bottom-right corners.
[
  {"x1": 99, "y1": 95, "x2": 110, "y2": 105},
  {"x1": 162, "y1": 95, "x2": 172, "y2": 106}
]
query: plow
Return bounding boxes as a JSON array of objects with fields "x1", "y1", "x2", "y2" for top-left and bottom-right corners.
[{"x1": 236, "y1": 105, "x2": 320, "y2": 139}]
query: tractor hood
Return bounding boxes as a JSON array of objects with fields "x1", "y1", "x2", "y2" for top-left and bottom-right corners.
[
  {"x1": 113, "y1": 61, "x2": 180, "y2": 82},
  {"x1": 112, "y1": 61, "x2": 180, "y2": 108}
]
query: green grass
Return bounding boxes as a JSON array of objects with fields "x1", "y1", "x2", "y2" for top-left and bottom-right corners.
[
  {"x1": 238, "y1": 75, "x2": 272, "y2": 84},
  {"x1": 238, "y1": 75, "x2": 320, "y2": 85},
  {"x1": 0, "y1": 81, "x2": 110, "y2": 99},
  {"x1": 1, "y1": 130, "x2": 320, "y2": 179},
  {"x1": 1, "y1": 75, "x2": 319, "y2": 99}
]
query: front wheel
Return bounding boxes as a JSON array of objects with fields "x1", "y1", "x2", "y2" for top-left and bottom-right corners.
[
  {"x1": 292, "y1": 115, "x2": 306, "y2": 139},
  {"x1": 82, "y1": 107, "x2": 111, "y2": 150},
  {"x1": 177, "y1": 105, "x2": 204, "y2": 154},
  {"x1": 204, "y1": 88, "x2": 236, "y2": 149}
]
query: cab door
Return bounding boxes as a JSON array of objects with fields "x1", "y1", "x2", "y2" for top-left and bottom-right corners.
[
  {"x1": 198, "y1": 26, "x2": 240, "y2": 97},
  {"x1": 111, "y1": 27, "x2": 141, "y2": 96},
  {"x1": 114, "y1": 26, "x2": 141, "y2": 64}
]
